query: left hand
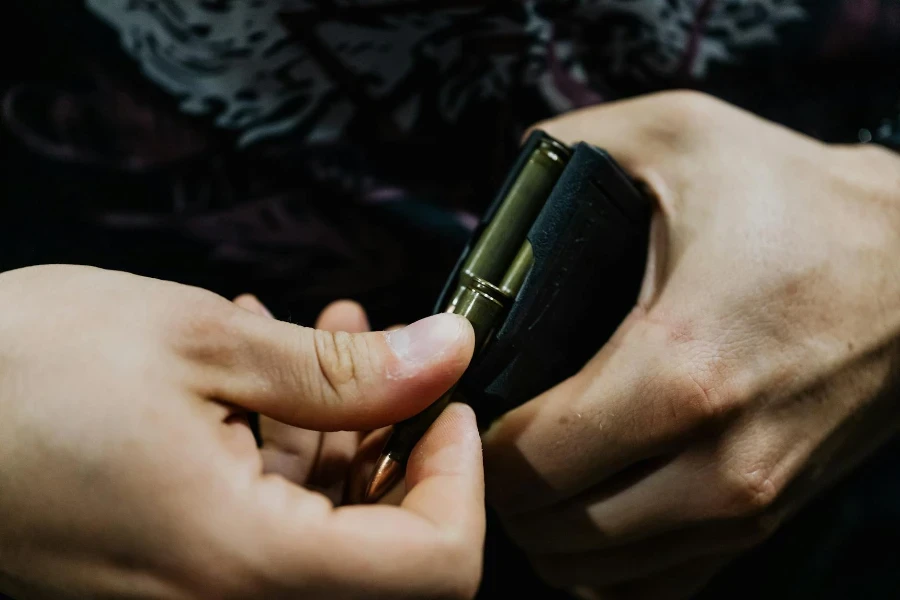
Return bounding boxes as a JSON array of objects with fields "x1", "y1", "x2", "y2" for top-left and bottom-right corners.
[
  {"x1": 240, "y1": 296, "x2": 372, "y2": 504},
  {"x1": 246, "y1": 299, "x2": 410, "y2": 507},
  {"x1": 0, "y1": 266, "x2": 484, "y2": 599},
  {"x1": 481, "y1": 91, "x2": 900, "y2": 599}
]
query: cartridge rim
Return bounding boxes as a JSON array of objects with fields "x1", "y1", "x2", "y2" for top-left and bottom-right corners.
[
  {"x1": 537, "y1": 137, "x2": 572, "y2": 165},
  {"x1": 463, "y1": 275, "x2": 510, "y2": 308}
]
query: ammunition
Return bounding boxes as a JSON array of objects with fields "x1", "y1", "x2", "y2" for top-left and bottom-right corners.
[
  {"x1": 499, "y1": 241, "x2": 533, "y2": 298},
  {"x1": 359, "y1": 135, "x2": 571, "y2": 504},
  {"x1": 461, "y1": 137, "x2": 570, "y2": 285}
]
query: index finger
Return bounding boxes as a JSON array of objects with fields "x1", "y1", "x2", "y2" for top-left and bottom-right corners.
[{"x1": 249, "y1": 403, "x2": 486, "y2": 599}]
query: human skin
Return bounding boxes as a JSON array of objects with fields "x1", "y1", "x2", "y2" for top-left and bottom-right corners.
[
  {"x1": 480, "y1": 90, "x2": 900, "y2": 599},
  {"x1": 0, "y1": 265, "x2": 485, "y2": 600},
  {"x1": 342, "y1": 89, "x2": 900, "y2": 598}
]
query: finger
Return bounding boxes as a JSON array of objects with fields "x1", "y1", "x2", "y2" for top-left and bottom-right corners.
[
  {"x1": 483, "y1": 306, "x2": 728, "y2": 514},
  {"x1": 507, "y1": 437, "x2": 789, "y2": 556},
  {"x1": 250, "y1": 403, "x2": 485, "y2": 598},
  {"x1": 531, "y1": 520, "x2": 764, "y2": 588},
  {"x1": 342, "y1": 426, "x2": 393, "y2": 506},
  {"x1": 354, "y1": 323, "x2": 404, "y2": 452},
  {"x1": 315, "y1": 299, "x2": 371, "y2": 333},
  {"x1": 515, "y1": 336, "x2": 900, "y2": 554},
  {"x1": 527, "y1": 94, "x2": 675, "y2": 182},
  {"x1": 503, "y1": 457, "x2": 676, "y2": 553},
  {"x1": 234, "y1": 294, "x2": 325, "y2": 483},
  {"x1": 401, "y1": 403, "x2": 484, "y2": 533},
  {"x1": 186, "y1": 301, "x2": 475, "y2": 432},
  {"x1": 259, "y1": 418, "x2": 322, "y2": 484},
  {"x1": 589, "y1": 555, "x2": 732, "y2": 600},
  {"x1": 530, "y1": 100, "x2": 646, "y2": 171},
  {"x1": 530, "y1": 91, "x2": 737, "y2": 186},
  {"x1": 234, "y1": 294, "x2": 322, "y2": 479},
  {"x1": 234, "y1": 293, "x2": 274, "y2": 318},
  {"x1": 263, "y1": 300, "x2": 372, "y2": 491},
  {"x1": 306, "y1": 431, "x2": 358, "y2": 503},
  {"x1": 378, "y1": 476, "x2": 406, "y2": 506}
]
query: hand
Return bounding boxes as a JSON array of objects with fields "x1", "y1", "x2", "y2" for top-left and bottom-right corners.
[
  {"x1": 0, "y1": 265, "x2": 484, "y2": 600},
  {"x1": 246, "y1": 297, "x2": 372, "y2": 505},
  {"x1": 482, "y1": 91, "x2": 900, "y2": 599},
  {"x1": 342, "y1": 321, "x2": 414, "y2": 508},
  {"x1": 257, "y1": 301, "x2": 406, "y2": 507}
]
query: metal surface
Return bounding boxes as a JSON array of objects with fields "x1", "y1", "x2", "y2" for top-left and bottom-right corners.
[
  {"x1": 499, "y1": 242, "x2": 533, "y2": 298},
  {"x1": 461, "y1": 138, "x2": 570, "y2": 285},
  {"x1": 359, "y1": 134, "x2": 572, "y2": 504}
]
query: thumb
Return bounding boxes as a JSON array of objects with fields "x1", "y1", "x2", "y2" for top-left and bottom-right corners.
[{"x1": 194, "y1": 307, "x2": 475, "y2": 432}]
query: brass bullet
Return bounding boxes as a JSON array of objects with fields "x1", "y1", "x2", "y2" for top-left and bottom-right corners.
[{"x1": 361, "y1": 133, "x2": 572, "y2": 504}]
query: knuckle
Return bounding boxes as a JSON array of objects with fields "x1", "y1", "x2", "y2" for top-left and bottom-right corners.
[
  {"x1": 658, "y1": 353, "x2": 739, "y2": 431},
  {"x1": 662, "y1": 363, "x2": 720, "y2": 427},
  {"x1": 310, "y1": 329, "x2": 365, "y2": 402},
  {"x1": 167, "y1": 291, "x2": 238, "y2": 362},
  {"x1": 640, "y1": 89, "x2": 719, "y2": 145},
  {"x1": 661, "y1": 89, "x2": 721, "y2": 121},
  {"x1": 831, "y1": 143, "x2": 900, "y2": 220},
  {"x1": 639, "y1": 313, "x2": 746, "y2": 430},
  {"x1": 716, "y1": 463, "x2": 780, "y2": 517},
  {"x1": 842, "y1": 141, "x2": 897, "y2": 168}
]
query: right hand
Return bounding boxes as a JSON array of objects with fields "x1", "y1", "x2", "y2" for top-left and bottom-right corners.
[{"x1": 0, "y1": 265, "x2": 484, "y2": 600}]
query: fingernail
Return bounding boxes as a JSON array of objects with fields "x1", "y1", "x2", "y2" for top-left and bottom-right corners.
[{"x1": 385, "y1": 314, "x2": 466, "y2": 367}]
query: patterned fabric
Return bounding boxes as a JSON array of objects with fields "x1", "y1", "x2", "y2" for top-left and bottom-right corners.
[
  {"x1": 75, "y1": 0, "x2": 900, "y2": 145},
  {"x1": 1, "y1": 4, "x2": 899, "y2": 597},
  {"x1": 81, "y1": 0, "x2": 808, "y2": 146},
  {"x1": 3, "y1": 1, "x2": 898, "y2": 328}
]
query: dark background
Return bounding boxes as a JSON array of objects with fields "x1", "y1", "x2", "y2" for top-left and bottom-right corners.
[{"x1": 3, "y1": 2, "x2": 900, "y2": 599}]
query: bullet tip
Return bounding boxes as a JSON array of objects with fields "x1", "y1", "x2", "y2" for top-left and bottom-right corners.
[{"x1": 363, "y1": 455, "x2": 403, "y2": 504}]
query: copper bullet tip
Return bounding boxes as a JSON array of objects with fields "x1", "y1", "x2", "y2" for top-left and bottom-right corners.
[{"x1": 363, "y1": 455, "x2": 403, "y2": 504}]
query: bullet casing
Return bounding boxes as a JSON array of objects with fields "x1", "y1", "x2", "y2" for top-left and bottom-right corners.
[
  {"x1": 385, "y1": 278, "x2": 509, "y2": 464},
  {"x1": 462, "y1": 138, "x2": 571, "y2": 285},
  {"x1": 499, "y1": 242, "x2": 534, "y2": 298},
  {"x1": 362, "y1": 135, "x2": 573, "y2": 500}
]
